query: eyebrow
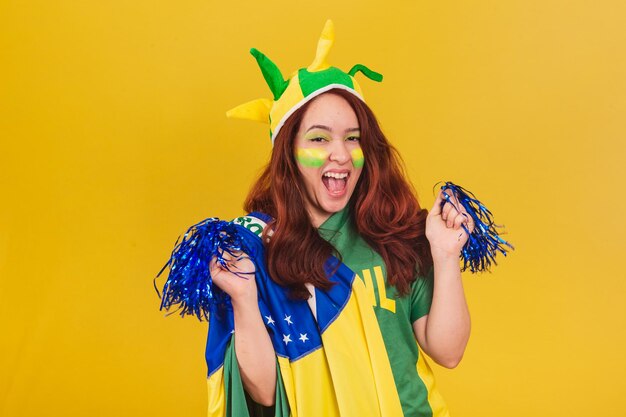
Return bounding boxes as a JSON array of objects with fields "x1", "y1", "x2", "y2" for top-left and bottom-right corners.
[{"x1": 305, "y1": 125, "x2": 360, "y2": 134}]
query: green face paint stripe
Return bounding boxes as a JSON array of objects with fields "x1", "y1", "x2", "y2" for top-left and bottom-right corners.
[
  {"x1": 297, "y1": 147, "x2": 363, "y2": 168},
  {"x1": 296, "y1": 148, "x2": 328, "y2": 167},
  {"x1": 351, "y1": 148, "x2": 365, "y2": 168}
]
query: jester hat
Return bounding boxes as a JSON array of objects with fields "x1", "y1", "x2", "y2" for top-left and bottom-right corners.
[{"x1": 226, "y1": 20, "x2": 383, "y2": 144}]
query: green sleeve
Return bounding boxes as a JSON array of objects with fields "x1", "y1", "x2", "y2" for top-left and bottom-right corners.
[{"x1": 409, "y1": 265, "x2": 434, "y2": 323}]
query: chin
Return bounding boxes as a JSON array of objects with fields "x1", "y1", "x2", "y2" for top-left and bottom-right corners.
[
  {"x1": 319, "y1": 204, "x2": 345, "y2": 217},
  {"x1": 318, "y1": 195, "x2": 351, "y2": 217}
]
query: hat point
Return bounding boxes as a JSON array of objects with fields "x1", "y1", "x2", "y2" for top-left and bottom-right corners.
[{"x1": 307, "y1": 20, "x2": 335, "y2": 72}]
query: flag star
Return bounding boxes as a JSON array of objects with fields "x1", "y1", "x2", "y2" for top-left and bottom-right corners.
[
  {"x1": 265, "y1": 315, "x2": 275, "y2": 325},
  {"x1": 284, "y1": 314, "x2": 293, "y2": 325},
  {"x1": 282, "y1": 334, "x2": 292, "y2": 345},
  {"x1": 299, "y1": 333, "x2": 309, "y2": 343}
]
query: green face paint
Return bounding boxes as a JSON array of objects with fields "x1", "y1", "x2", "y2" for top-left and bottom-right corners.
[
  {"x1": 351, "y1": 148, "x2": 365, "y2": 168},
  {"x1": 296, "y1": 148, "x2": 329, "y2": 168}
]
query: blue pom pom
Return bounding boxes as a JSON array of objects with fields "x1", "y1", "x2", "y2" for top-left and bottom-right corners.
[
  {"x1": 439, "y1": 182, "x2": 514, "y2": 273},
  {"x1": 155, "y1": 218, "x2": 256, "y2": 320}
]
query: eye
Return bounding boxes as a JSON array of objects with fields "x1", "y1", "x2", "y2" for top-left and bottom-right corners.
[
  {"x1": 346, "y1": 136, "x2": 361, "y2": 142},
  {"x1": 309, "y1": 136, "x2": 328, "y2": 143}
]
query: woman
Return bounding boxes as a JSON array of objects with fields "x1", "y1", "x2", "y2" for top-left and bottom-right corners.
[
  {"x1": 204, "y1": 21, "x2": 471, "y2": 417},
  {"x1": 157, "y1": 21, "x2": 473, "y2": 417}
]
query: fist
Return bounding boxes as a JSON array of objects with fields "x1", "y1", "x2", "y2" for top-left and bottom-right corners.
[
  {"x1": 209, "y1": 250, "x2": 258, "y2": 304},
  {"x1": 426, "y1": 189, "x2": 475, "y2": 258}
]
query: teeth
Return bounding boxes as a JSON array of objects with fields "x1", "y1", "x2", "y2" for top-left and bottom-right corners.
[{"x1": 323, "y1": 172, "x2": 348, "y2": 179}]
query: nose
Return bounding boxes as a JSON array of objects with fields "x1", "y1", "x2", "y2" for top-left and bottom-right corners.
[{"x1": 328, "y1": 140, "x2": 351, "y2": 165}]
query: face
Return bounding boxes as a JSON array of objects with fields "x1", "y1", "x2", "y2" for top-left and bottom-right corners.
[{"x1": 294, "y1": 93, "x2": 364, "y2": 227}]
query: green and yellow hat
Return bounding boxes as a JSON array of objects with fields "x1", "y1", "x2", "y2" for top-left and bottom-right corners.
[{"x1": 226, "y1": 20, "x2": 383, "y2": 144}]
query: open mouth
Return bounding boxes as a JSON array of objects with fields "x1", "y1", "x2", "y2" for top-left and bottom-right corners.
[{"x1": 322, "y1": 172, "x2": 349, "y2": 194}]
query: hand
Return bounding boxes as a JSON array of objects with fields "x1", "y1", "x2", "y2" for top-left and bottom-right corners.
[
  {"x1": 209, "y1": 250, "x2": 258, "y2": 305},
  {"x1": 426, "y1": 189, "x2": 475, "y2": 260}
]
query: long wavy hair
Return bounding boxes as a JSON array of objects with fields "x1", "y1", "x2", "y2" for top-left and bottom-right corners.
[{"x1": 244, "y1": 88, "x2": 433, "y2": 300}]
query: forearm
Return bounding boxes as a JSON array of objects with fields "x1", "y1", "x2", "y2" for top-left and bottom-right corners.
[
  {"x1": 232, "y1": 299, "x2": 277, "y2": 406},
  {"x1": 423, "y1": 251, "x2": 471, "y2": 368}
]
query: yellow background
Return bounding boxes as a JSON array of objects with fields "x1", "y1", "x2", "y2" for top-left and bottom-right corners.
[{"x1": 1, "y1": 1, "x2": 625, "y2": 416}]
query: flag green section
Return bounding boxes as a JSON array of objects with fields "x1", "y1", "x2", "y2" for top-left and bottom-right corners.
[{"x1": 217, "y1": 337, "x2": 290, "y2": 417}]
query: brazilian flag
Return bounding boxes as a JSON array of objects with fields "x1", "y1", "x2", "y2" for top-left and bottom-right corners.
[{"x1": 205, "y1": 212, "x2": 449, "y2": 417}]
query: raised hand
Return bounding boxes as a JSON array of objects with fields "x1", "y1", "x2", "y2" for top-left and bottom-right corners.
[
  {"x1": 426, "y1": 189, "x2": 475, "y2": 260},
  {"x1": 209, "y1": 251, "x2": 258, "y2": 305}
]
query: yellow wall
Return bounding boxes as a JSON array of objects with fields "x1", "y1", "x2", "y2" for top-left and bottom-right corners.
[{"x1": 1, "y1": 1, "x2": 625, "y2": 416}]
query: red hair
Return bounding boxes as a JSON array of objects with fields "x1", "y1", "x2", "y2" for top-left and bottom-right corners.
[{"x1": 244, "y1": 89, "x2": 432, "y2": 299}]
